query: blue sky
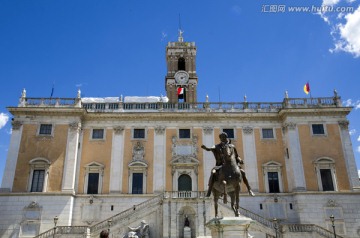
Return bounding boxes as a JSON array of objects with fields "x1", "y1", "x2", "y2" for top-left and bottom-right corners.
[{"x1": 0, "y1": 0, "x2": 360, "y2": 184}]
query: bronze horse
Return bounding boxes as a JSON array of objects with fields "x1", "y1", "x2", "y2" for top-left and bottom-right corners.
[{"x1": 211, "y1": 143, "x2": 242, "y2": 217}]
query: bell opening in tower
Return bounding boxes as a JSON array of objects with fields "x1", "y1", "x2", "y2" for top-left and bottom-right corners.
[{"x1": 178, "y1": 57, "x2": 185, "y2": 71}]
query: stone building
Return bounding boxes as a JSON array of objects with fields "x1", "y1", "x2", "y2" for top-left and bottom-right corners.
[{"x1": 0, "y1": 31, "x2": 360, "y2": 238}]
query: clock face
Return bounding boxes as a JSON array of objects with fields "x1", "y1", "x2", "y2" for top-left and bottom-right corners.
[{"x1": 175, "y1": 71, "x2": 189, "y2": 84}]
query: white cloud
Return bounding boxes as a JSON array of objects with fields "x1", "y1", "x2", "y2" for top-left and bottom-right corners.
[
  {"x1": 357, "y1": 146, "x2": 360, "y2": 153},
  {"x1": 349, "y1": 129, "x2": 356, "y2": 135},
  {"x1": 343, "y1": 99, "x2": 360, "y2": 109},
  {"x1": 335, "y1": 6, "x2": 360, "y2": 57},
  {"x1": 323, "y1": 0, "x2": 341, "y2": 6},
  {"x1": 357, "y1": 135, "x2": 360, "y2": 141},
  {"x1": 0, "y1": 113, "x2": 9, "y2": 129},
  {"x1": 318, "y1": 1, "x2": 360, "y2": 58},
  {"x1": 358, "y1": 169, "x2": 360, "y2": 178}
]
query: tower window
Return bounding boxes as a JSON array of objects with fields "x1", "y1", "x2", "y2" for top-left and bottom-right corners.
[{"x1": 178, "y1": 57, "x2": 186, "y2": 71}]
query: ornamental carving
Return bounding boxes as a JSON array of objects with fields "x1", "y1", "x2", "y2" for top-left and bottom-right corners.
[
  {"x1": 338, "y1": 120, "x2": 349, "y2": 130},
  {"x1": 242, "y1": 126, "x2": 253, "y2": 134},
  {"x1": 327, "y1": 199, "x2": 338, "y2": 207},
  {"x1": 283, "y1": 122, "x2": 297, "y2": 131},
  {"x1": 203, "y1": 127, "x2": 213, "y2": 134},
  {"x1": 12, "y1": 121, "x2": 22, "y2": 130},
  {"x1": 132, "y1": 141, "x2": 145, "y2": 162},
  {"x1": 155, "y1": 126, "x2": 166, "y2": 134},
  {"x1": 114, "y1": 126, "x2": 125, "y2": 134},
  {"x1": 69, "y1": 121, "x2": 81, "y2": 131}
]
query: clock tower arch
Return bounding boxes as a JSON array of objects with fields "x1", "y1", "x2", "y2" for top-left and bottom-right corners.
[{"x1": 165, "y1": 30, "x2": 198, "y2": 103}]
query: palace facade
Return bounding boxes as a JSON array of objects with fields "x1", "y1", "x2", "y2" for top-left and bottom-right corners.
[{"x1": 1, "y1": 33, "x2": 360, "y2": 238}]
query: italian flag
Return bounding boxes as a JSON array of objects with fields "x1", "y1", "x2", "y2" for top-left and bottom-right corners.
[
  {"x1": 177, "y1": 87, "x2": 184, "y2": 99},
  {"x1": 303, "y1": 82, "x2": 310, "y2": 95}
]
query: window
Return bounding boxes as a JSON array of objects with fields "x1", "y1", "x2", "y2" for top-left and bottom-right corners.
[
  {"x1": 262, "y1": 128, "x2": 274, "y2": 139},
  {"x1": 178, "y1": 174, "x2": 192, "y2": 191},
  {"x1": 267, "y1": 172, "x2": 280, "y2": 193},
  {"x1": 92, "y1": 129, "x2": 104, "y2": 139},
  {"x1": 133, "y1": 129, "x2": 145, "y2": 139},
  {"x1": 178, "y1": 57, "x2": 186, "y2": 71},
  {"x1": 87, "y1": 173, "x2": 100, "y2": 194},
  {"x1": 132, "y1": 173, "x2": 143, "y2": 194},
  {"x1": 223, "y1": 128, "x2": 235, "y2": 139},
  {"x1": 128, "y1": 160, "x2": 147, "y2": 194},
  {"x1": 28, "y1": 158, "x2": 51, "y2": 192},
  {"x1": 84, "y1": 162, "x2": 104, "y2": 194},
  {"x1": 314, "y1": 157, "x2": 337, "y2": 192},
  {"x1": 262, "y1": 161, "x2": 283, "y2": 193},
  {"x1": 320, "y1": 169, "x2": 335, "y2": 191},
  {"x1": 312, "y1": 124, "x2": 325, "y2": 135},
  {"x1": 30, "y1": 170, "x2": 45, "y2": 192},
  {"x1": 39, "y1": 124, "x2": 52, "y2": 135},
  {"x1": 179, "y1": 129, "x2": 191, "y2": 139}
]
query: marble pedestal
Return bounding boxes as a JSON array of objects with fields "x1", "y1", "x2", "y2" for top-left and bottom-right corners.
[
  {"x1": 183, "y1": 226, "x2": 191, "y2": 238},
  {"x1": 206, "y1": 216, "x2": 254, "y2": 238}
]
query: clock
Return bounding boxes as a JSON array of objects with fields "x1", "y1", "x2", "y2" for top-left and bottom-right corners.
[{"x1": 174, "y1": 71, "x2": 189, "y2": 84}]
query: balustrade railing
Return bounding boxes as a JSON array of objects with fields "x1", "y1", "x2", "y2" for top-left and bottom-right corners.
[
  {"x1": 89, "y1": 193, "x2": 163, "y2": 234},
  {"x1": 285, "y1": 224, "x2": 344, "y2": 238},
  {"x1": 34, "y1": 226, "x2": 88, "y2": 238},
  {"x1": 17, "y1": 96, "x2": 342, "y2": 112},
  {"x1": 165, "y1": 191, "x2": 206, "y2": 199}
]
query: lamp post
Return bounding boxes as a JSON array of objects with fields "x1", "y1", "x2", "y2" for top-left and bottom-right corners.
[
  {"x1": 330, "y1": 215, "x2": 336, "y2": 238},
  {"x1": 273, "y1": 218, "x2": 278, "y2": 238},
  {"x1": 107, "y1": 219, "x2": 112, "y2": 233},
  {"x1": 53, "y1": 216, "x2": 58, "y2": 238}
]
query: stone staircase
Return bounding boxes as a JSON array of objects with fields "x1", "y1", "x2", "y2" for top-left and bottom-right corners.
[{"x1": 34, "y1": 193, "x2": 344, "y2": 238}]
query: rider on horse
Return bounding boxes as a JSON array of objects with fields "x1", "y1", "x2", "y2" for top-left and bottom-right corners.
[{"x1": 201, "y1": 132, "x2": 255, "y2": 197}]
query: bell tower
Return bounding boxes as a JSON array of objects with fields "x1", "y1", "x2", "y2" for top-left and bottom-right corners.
[{"x1": 165, "y1": 30, "x2": 198, "y2": 103}]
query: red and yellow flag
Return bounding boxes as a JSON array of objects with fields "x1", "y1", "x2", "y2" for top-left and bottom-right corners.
[{"x1": 303, "y1": 82, "x2": 310, "y2": 95}]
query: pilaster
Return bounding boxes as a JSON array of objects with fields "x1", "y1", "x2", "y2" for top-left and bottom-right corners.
[
  {"x1": 61, "y1": 121, "x2": 81, "y2": 193},
  {"x1": 154, "y1": 126, "x2": 166, "y2": 192},
  {"x1": 0, "y1": 121, "x2": 23, "y2": 191},
  {"x1": 110, "y1": 126, "x2": 125, "y2": 193},
  {"x1": 202, "y1": 127, "x2": 214, "y2": 192},
  {"x1": 242, "y1": 126, "x2": 259, "y2": 192},
  {"x1": 338, "y1": 120, "x2": 360, "y2": 190},
  {"x1": 283, "y1": 122, "x2": 306, "y2": 191}
]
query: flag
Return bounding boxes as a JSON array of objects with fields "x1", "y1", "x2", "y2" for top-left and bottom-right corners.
[
  {"x1": 303, "y1": 82, "x2": 310, "y2": 95},
  {"x1": 50, "y1": 85, "x2": 54, "y2": 98},
  {"x1": 177, "y1": 87, "x2": 184, "y2": 99}
]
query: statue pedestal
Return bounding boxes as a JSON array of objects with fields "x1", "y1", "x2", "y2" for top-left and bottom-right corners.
[
  {"x1": 183, "y1": 226, "x2": 191, "y2": 238},
  {"x1": 206, "y1": 216, "x2": 254, "y2": 238}
]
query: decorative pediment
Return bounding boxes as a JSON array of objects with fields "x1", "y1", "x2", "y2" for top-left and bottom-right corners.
[
  {"x1": 128, "y1": 160, "x2": 148, "y2": 167},
  {"x1": 171, "y1": 156, "x2": 199, "y2": 165},
  {"x1": 262, "y1": 161, "x2": 282, "y2": 168}
]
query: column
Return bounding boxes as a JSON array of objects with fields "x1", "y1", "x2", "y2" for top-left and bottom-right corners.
[
  {"x1": 0, "y1": 121, "x2": 23, "y2": 191},
  {"x1": 61, "y1": 121, "x2": 81, "y2": 193},
  {"x1": 338, "y1": 120, "x2": 360, "y2": 190},
  {"x1": 242, "y1": 126, "x2": 259, "y2": 192},
  {"x1": 202, "y1": 127, "x2": 214, "y2": 192},
  {"x1": 154, "y1": 126, "x2": 166, "y2": 193},
  {"x1": 110, "y1": 126, "x2": 125, "y2": 193},
  {"x1": 283, "y1": 122, "x2": 306, "y2": 191}
]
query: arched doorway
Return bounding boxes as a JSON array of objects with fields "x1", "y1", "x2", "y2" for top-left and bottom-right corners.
[{"x1": 178, "y1": 174, "x2": 192, "y2": 198}]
